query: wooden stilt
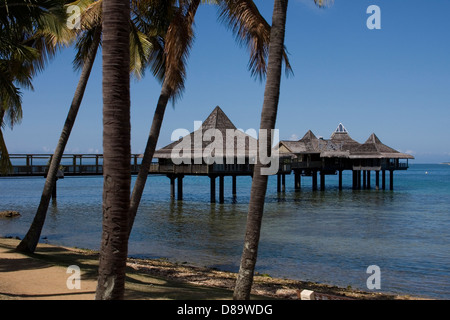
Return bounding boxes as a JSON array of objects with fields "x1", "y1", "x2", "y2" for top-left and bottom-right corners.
[
  {"x1": 210, "y1": 176, "x2": 216, "y2": 203},
  {"x1": 294, "y1": 172, "x2": 301, "y2": 191},
  {"x1": 339, "y1": 170, "x2": 343, "y2": 190},
  {"x1": 219, "y1": 175, "x2": 224, "y2": 203},
  {"x1": 357, "y1": 170, "x2": 361, "y2": 189},
  {"x1": 232, "y1": 175, "x2": 237, "y2": 198},
  {"x1": 320, "y1": 171, "x2": 325, "y2": 191},
  {"x1": 277, "y1": 173, "x2": 281, "y2": 193},
  {"x1": 367, "y1": 170, "x2": 371, "y2": 189},
  {"x1": 363, "y1": 170, "x2": 367, "y2": 189},
  {"x1": 169, "y1": 175, "x2": 175, "y2": 198},
  {"x1": 282, "y1": 174, "x2": 286, "y2": 192},
  {"x1": 376, "y1": 170, "x2": 380, "y2": 190},
  {"x1": 177, "y1": 175, "x2": 183, "y2": 200},
  {"x1": 382, "y1": 170, "x2": 386, "y2": 190},
  {"x1": 312, "y1": 170, "x2": 318, "y2": 191},
  {"x1": 390, "y1": 170, "x2": 394, "y2": 190}
]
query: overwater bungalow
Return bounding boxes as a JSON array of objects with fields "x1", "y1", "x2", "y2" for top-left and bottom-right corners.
[
  {"x1": 5, "y1": 106, "x2": 414, "y2": 200},
  {"x1": 276, "y1": 123, "x2": 414, "y2": 191},
  {"x1": 152, "y1": 106, "x2": 264, "y2": 202},
  {"x1": 151, "y1": 106, "x2": 414, "y2": 200}
]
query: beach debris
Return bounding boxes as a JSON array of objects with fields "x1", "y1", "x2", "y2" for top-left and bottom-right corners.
[
  {"x1": 275, "y1": 288, "x2": 299, "y2": 299},
  {"x1": 299, "y1": 289, "x2": 315, "y2": 300},
  {"x1": 0, "y1": 210, "x2": 21, "y2": 218},
  {"x1": 295, "y1": 289, "x2": 355, "y2": 300}
]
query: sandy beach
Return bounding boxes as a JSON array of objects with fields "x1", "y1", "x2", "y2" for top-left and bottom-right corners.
[{"x1": 0, "y1": 237, "x2": 427, "y2": 300}]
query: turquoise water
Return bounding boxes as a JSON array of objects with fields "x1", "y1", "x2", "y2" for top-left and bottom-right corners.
[{"x1": 0, "y1": 164, "x2": 449, "y2": 299}]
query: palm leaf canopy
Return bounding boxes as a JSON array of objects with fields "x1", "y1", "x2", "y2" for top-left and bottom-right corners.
[
  {"x1": 159, "y1": 0, "x2": 296, "y2": 104},
  {"x1": 0, "y1": 0, "x2": 71, "y2": 173}
]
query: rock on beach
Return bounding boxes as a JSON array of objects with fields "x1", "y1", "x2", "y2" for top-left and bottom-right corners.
[{"x1": 0, "y1": 210, "x2": 21, "y2": 218}]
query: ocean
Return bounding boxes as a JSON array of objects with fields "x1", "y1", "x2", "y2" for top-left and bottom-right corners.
[{"x1": 0, "y1": 163, "x2": 449, "y2": 299}]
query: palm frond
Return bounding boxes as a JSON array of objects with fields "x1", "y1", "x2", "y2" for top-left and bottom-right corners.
[
  {"x1": 146, "y1": 34, "x2": 165, "y2": 83},
  {"x1": 163, "y1": 0, "x2": 200, "y2": 102},
  {"x1": 131, "y1": 0, "x2": 175, "y2": 84},
  {"x1": 217, "y1": 0, "x2": 292, "y2": 80},
  {"x1": 129, "y1": 23, "x2": 153, "y2": 80},
  {"x1": 1, "y1": 0, "x2": 72, "y2": 84},
  {"x1": 73, "y1": 24, "x2": 102, "y2": 71},
  {"x1": 77, "y1": 0, "x2": 103, "y2": 30},
  {"x1": 133, "y1": 0, "x2": 174, "y2": 35},
  {"x1": 0, "y1": 66, "x2": 23, "y2": 127}
]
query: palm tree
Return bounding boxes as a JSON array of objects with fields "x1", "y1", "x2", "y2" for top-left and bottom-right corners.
[
  {"x1": 0, "y1": 0, "x2": 70, "y2": 174},
  {"x1": 127, "y1": 0, "x2": 293, "y2": 236},
  {"x1": 98, "y1": 0, "x2": 288, "y2": 298},
  {"x1": 15, "y1": 0, "x2": 102, "y2": 253},
  {"x1": 233, "y1": 0, "x2": 329, "y2": 300},
  {"x1": 128, "y1": 0, "x2": 199, "y2": 235},
  {"x1": 15, "y1": 0, "x2": 163, "y2": 253},
  {"x1": 94, "y1": 0, "x2": 131, "y2": 300},
  {"x1": 15, "y1": 17, "x2": 100, "y2": 254}
]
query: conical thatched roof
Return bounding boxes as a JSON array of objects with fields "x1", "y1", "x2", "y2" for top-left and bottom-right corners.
[
  {"x1": 329, "y1": 123, "x2": 360, "y2": 152},
  {"x1": 277, "y1": 124, "x2": 413, "y2": 160},
  {"x1": 153, "y1": 106, "x2": 258, "y2": 161},
  {"x1": 276, "y1": 130, "x2": 320, "y2": 155},
  {"x1": 350, "y1": 133, "x2": 414, "y2": 159},
  {"x1": 299, "y1": 130, "x2": 320, "y2": 153},
  {"x1": 201, "y1": 105, "x2": 236, "y2": 131}
]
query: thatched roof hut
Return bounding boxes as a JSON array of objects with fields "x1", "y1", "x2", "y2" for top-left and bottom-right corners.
[
  {"x1": 321, "y1": 123, "x2": 360, "y2": 158},
  {"x1": 153, "y1": 106, "x2": 258, "y2": 163},
  {"x1": 350, "y1": 133, "x2": 414, "y2": 159},
  {"x1": 277, "y1": 123, "x2": 413, "y2": 161}
]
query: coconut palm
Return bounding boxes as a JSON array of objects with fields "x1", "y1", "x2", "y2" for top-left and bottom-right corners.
[
  {"x1": 0, "y1": 0, "x2": 71, "y2": 174},
  {"x1": 94, "y1": 0, "x2": 131, "y2": 300},
  {"x1": 233, "y1": 0, "x2": 330, "y2": 300},
  {"x1": 127, "y1": 0, "x2": 293, "y2": 236},
  {"x1": 15, "y1": 0, "x2": 165, "y2": 254}
]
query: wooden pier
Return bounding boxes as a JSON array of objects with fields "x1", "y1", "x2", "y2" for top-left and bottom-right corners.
[
  {"x1": 6, "y1": 153, "x2": 143, "y2": 176},
  {"x1": 2, "y1": 109, "x2": 414, "y2": 203}
]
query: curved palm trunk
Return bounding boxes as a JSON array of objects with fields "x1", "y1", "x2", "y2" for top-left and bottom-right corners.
[
  {"x1": 0, "y1": 130, "x2": 11, "y2": 174},
  {"x1": 95, "y1": 0, "x2": 131, "y2": 300},
  {"x1": 16, "y1": 28, "x2": 102, "y2": 253},
  {"x1": 127, "y1": 0, "x2": 200, "y2": 237},
  {"x1": 233, "y1": 0, "x2": 288, "y2": 300},
  {"x1": 127, "y1": 79, "x2": 171, "y2": 236},
  {"x1": 0, "y1": 109, "x2": 13, "y2": 175}
]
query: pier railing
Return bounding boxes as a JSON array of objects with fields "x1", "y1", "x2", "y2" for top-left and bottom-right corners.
[
  {"x1": 5, "y1": 154, "x2": 143, "y2": 176},
  {"x1": 5, "y1": 154, "x2": 260, "y2": 177}
]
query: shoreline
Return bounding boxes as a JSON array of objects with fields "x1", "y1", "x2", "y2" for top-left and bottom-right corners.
[{"x1": 0, "y1": 237, "x2": 429, "y2": 300}]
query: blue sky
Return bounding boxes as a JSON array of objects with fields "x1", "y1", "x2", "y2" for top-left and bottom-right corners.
[{"x1": 4, "y1": 0, "x2": 450, "y2": 163}]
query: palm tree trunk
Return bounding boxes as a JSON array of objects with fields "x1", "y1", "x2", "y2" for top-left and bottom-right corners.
[
  {"x1": 233, "y1": 0, "x2": 288, "y2": 300},
  {"x1": 127, "y1": 79, "x2": 171, "y2": 236},
  {"x1": 0, "y1": 109, "x2": 13, "y2": 175},
  {"x1": 95, "y1": 0, "x2": 131, "y2": 300},
  {"x1": 127, "y1": 0, "x2": 200, "y2": 237},
  {"x1": 16, "y1": 27, "x2": 102, "y2": 253}
]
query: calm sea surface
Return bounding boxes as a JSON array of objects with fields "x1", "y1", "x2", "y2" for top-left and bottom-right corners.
[{"x1": 0, "y1": 164, "x2": 449, "y2": 299}]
